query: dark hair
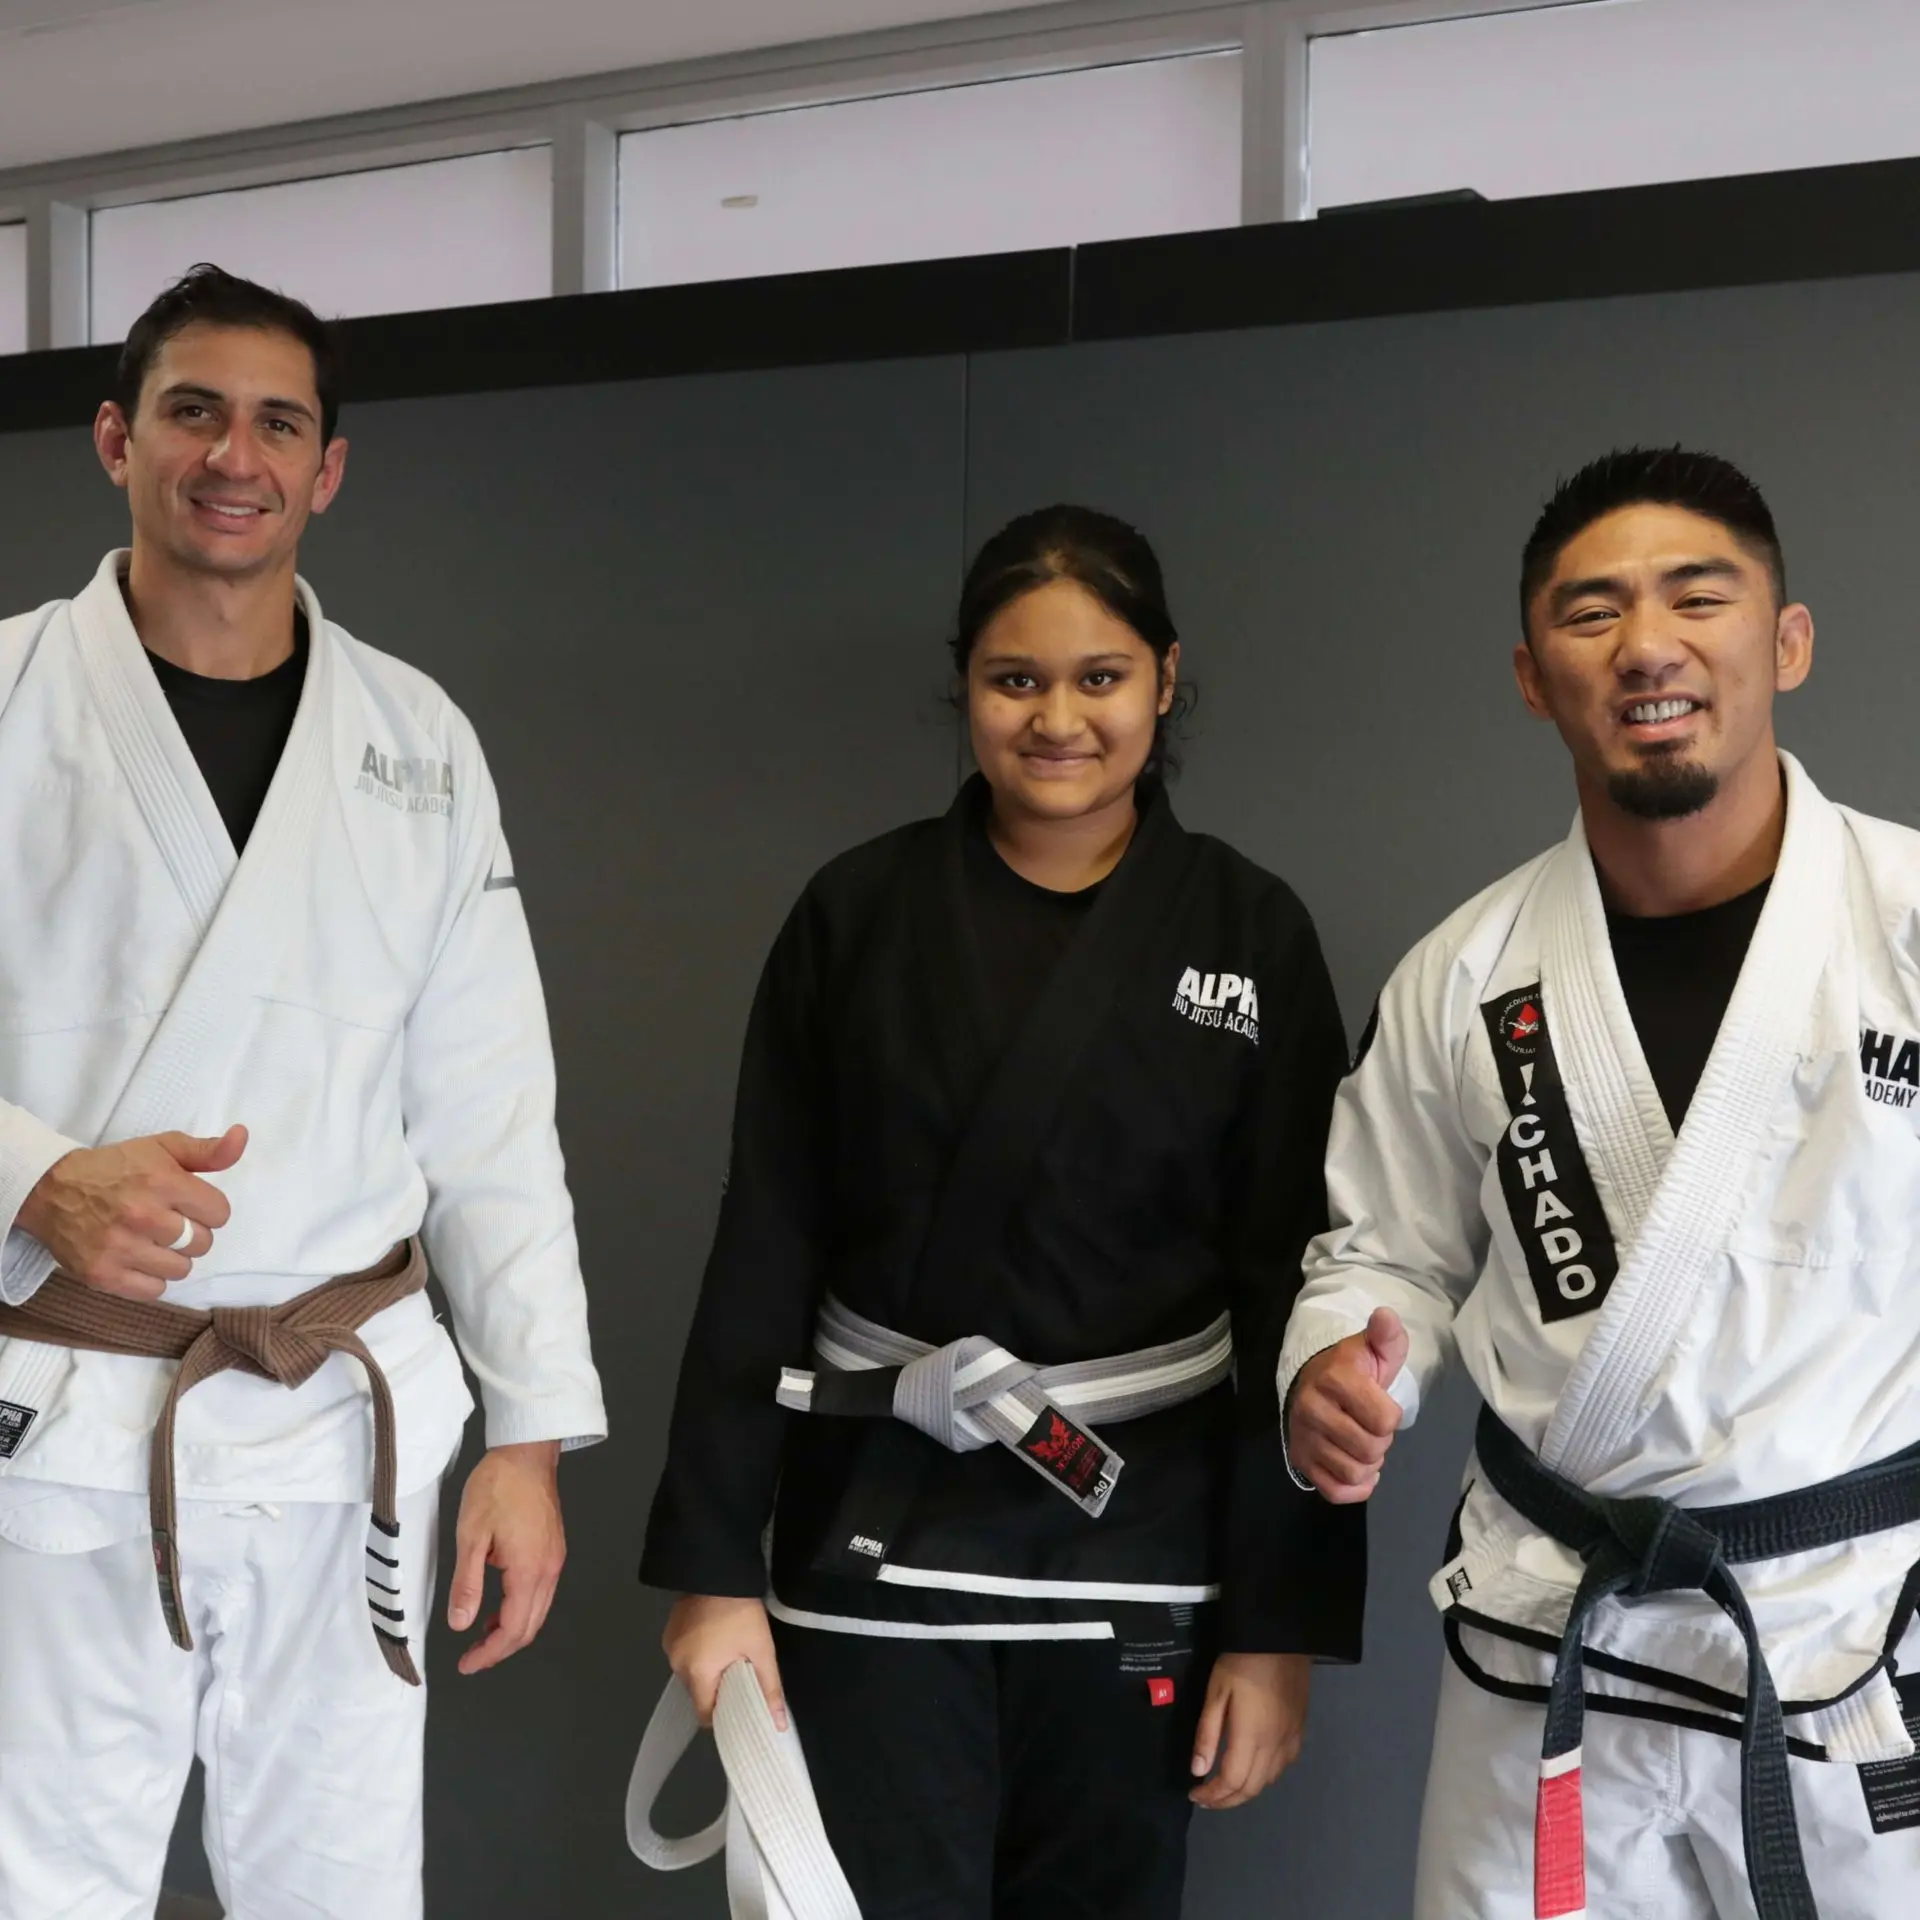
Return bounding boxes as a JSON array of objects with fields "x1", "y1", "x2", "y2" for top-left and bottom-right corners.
[
  {"x1": 1519, "y1": 446, "x2": 1786, "y2": 636},
  {"x1": 951, "y1": 503, "x2": 1189, "y2": 779},
  {"x1": 115, "y1": 263, "x2": 344, "y2": 443}
]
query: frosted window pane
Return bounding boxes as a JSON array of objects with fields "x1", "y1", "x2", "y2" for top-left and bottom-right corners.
[
  {"x1": 619, "y1": 54, "x2": 1241, "y2": 288},
  {"x1": 0, "y1": 225, "x2": 25, "y2": 357},
  {"x1": 1311, "y1": 0, "x2": 1920, "y2": 213},
  {"x1": 90, "y1": 147, "x2": 551, "y2": 344}
]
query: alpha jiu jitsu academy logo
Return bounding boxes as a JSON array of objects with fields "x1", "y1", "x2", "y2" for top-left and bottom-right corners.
[
  {"x1": 1860, "y1": 1027, "x2": 1920, "y2": 1109},
  {"x1": 355, "y1": 743, "x2": 454, "y2": 817},
  {"x1": 1172, "y1": 967, "x2": 1260, "y2": 1045}
]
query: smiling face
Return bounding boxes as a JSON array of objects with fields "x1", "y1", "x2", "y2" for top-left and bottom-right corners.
[
  {"x1": 967, "y1": 577, "x2": 1178, "y2": 824},
  {"x1": 95, "y1": 320, "x2": 347, "y2": 583},
  {"x1": 1515, "y1": 502, "x2": 1812, "y2": 822}
]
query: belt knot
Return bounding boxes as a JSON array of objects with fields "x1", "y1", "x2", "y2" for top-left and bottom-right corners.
[
  {"x1": 1600, "y1": 1495, "x2": 1725, "y2": 1597},
  {"x1": 207, "y1": 1304, "x2": 330, "y2": 1389}
]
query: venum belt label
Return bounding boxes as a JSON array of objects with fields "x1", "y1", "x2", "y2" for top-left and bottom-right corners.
[{"x1": 1481, "y1": 985, "x2": 1620, "y2": 1326}]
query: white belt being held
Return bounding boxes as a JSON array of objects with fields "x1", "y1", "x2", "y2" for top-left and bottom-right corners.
[
  {"x1": 627, "y1": 1661, "x2": 860, "y2": 1920},
  {"x1": 776, "y1": 1295, "x2": 1235, "y2": 1517}
]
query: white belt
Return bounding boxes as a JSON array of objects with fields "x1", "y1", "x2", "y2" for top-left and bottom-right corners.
[{"x1": 626, "y1": 1660, "x2": 861, "y2": 1920}]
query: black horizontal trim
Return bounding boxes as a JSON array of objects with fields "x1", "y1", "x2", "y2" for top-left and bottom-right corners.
[
  {"x1": 0, "y1": 247, "x2": 1072, "y2": 433},
  {"x1": 8, "y1": 151, "x2": 1920, "y2": 435},
  {"x1": 1072, "y1": 151, "x2": 1920, "y2": 342}
]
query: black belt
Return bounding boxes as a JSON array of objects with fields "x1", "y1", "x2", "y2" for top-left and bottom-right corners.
[{"x1": 1473, "y1": 1407, "x2": 1920, "y2": 1920}]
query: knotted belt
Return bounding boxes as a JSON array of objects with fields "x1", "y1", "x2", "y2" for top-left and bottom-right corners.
[
  {"x1": 1474, "y1": 1406, "x2": 1920, "y2": 1920},
  {"x1": 777, "y1": 1295, "x2": 1234, "y2": 1520},
  {"x1": 0, "y1": 1240, "x2": 427, "y2": 1685}
]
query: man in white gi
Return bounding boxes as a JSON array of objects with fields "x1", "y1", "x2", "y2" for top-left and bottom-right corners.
[
  {"x1": 1282, "y1": 447, "x2": 1920, "y2": 1920},
  {"x1": 0, "y1": 264, "x2": 605, "y2": 1918}
]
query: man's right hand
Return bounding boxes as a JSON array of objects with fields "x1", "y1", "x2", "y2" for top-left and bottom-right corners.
[
  {"x1": 1287, "y1": 1307, "x2": 1411, "y2": 1505},
  {"x1": 663, "y1": 1593, "x2": 788, "y2": 1731},
  {"x1": 14, "y1": 1126, "x2": 247, "y2": 1300}
]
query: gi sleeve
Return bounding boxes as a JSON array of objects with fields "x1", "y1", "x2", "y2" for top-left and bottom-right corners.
[
  {"x1": 400, "y1": 709, "x2": 606, "y2": 1452},
  {"x1": 1217, "y1": 893, "x2": 1366, "y2": 1658},
  {"x1": 640, "y1": 887, "x2": 831, "y2": 1598},
  {"x1": 0, "y1": 1101, "x2": 84, "y2": 1306},
  {"x1": 1276, "y1": 931, "x2": 1491, "y2": 1447}
]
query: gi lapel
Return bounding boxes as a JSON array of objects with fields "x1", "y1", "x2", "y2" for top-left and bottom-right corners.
[
  {"x1": 1539, "y1": 754, "x2": 1843, "y2": 1483},
  {"x1": 905, "y1": 776, "x2": 1192, "y2": 1337},
  {"x1": 68, "y1": 553, "x2": 234, "y2": 938},
  {"x1": 69, "y1": 552, "x2": 337, "y2": 1148}
]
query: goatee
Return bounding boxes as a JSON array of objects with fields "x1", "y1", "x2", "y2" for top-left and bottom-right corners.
[{"x1": 1607, "y1": 755, "x2": 1719, "y2": 821}]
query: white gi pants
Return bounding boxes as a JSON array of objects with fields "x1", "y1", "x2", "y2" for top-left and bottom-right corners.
[
  {"x1": 0, "y1": 1478, "x2": 439, "y2": 1920},
  {"x1": 1415, "y1": 1657, "x2": 1920, "y2": 1919}
]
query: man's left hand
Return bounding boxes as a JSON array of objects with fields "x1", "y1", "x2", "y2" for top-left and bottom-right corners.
[
  {"x1": 1188, "y1": 1651, "x2": 1311, "y2": 1810},
  {"x1": 447, "y1": 1440, "x2": 566, "y2": 1676}
]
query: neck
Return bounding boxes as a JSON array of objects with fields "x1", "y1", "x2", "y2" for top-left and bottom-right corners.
[
  {"x1": 124, "y1": 541, "x2": 301, "y2": 679},
  {"x1": 987, "y1": 785, "x2": 1139, "y2": 892},
  {"x1": 1579, "y1": 742, "x2": 1786, "y2": 918}
]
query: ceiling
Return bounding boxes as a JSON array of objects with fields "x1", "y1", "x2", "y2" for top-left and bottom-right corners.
[{"x1": 0, "y1": 0, "x2": 1046, "y2": 174}]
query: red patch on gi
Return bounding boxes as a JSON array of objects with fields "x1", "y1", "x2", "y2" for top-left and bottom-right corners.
[
  {"x1": 1534, "y1": 1753, "x2": 1586, "y2": 1918},
  {"x1": 1147, "y1": 1677, "x2": 1175, "y2": 1707}
]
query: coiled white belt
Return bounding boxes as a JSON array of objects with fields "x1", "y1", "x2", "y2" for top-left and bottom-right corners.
[{"x1": 626, "y1": 1660, "x2": 860, "y2": 1919}]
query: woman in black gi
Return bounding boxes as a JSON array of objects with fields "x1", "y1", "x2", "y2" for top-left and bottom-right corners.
[{"x1": 642, "y1": 506, "x2": 1362, "y2": 1917}]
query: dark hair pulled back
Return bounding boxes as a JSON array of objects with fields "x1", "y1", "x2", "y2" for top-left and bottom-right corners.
[{"x1": 951, "y1": 503, "x2": 1189, "y2": 780}]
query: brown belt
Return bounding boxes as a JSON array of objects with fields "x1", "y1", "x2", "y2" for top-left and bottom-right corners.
[{"x1": 0, "y1": 1239, "x2": 427, "y2": 1685}]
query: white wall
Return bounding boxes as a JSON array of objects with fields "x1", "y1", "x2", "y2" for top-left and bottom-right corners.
[
  {"x1": 0, "y1": 222, "x2": 24, "y2": 356},
  {"x1": 89, "y1": 147, "x2": 552, "y2": 343},
  {"x1": 619, "y1": 53, "x2": 1242, "y2": 287},
  {"x1": 1310, "y1": 0, "x2": 1920, "y2": 212}
]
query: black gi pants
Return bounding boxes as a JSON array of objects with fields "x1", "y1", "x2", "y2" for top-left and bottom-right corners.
[{"x1": 772, "y1": 1618, "x2": 1212, "y2": 1920}]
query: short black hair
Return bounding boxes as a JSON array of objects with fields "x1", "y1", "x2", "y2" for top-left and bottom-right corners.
[
  {"x1": 1519, "y1": 446, "x2": 1785, "y2": 636},
  {"x1": 115, "y1": 263, "x2": 343, "y2": 443}
]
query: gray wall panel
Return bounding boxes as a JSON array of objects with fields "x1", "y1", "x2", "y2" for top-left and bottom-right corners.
[{"x1": 963, "y1": 268, "x2": 1920, "y2": 1918}]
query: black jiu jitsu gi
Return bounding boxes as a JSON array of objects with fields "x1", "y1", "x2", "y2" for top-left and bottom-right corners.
[{"x1": 642, "y1": 777, "x2": 1364, "y2": 1912}]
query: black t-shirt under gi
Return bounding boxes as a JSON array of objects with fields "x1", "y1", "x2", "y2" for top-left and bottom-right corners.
[
  {"x1": 1605, "y1": 877, "x2": 1772, "y2": 1129},
  {"x1": 960, "y1": 806, "x2": 1105, "y2": 1051},
  {"x1": 144, "y1": 613, "x2": 308, "y2": 852}
]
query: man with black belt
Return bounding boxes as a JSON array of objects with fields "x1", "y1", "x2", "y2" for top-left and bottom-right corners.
[
  {"x1": 0, "y1": 265, "x2": 605, "y2": 1917},
  {"x1": 1282, "y1": 447, "x2": 1920, "y2": 1918}
]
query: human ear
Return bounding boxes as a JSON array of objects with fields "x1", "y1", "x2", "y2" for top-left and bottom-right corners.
[
  {"x1": 94, "y1": 402, "x2": 133, "y2": 488},
  {"x1": 310, "y1": 435, "x2": 350, "y2": 516},
  {"x1": 1158, "y1": 640, "x2": 1181, "y2": 716},
  {"x1": 1774, "y1": 602, "x2": 1814, "y2": 694},
  {"x1": 1513, "y1": 635, "x2": 1554, "y2": 721}
]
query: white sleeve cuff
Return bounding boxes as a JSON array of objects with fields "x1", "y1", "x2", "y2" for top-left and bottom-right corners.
[{"x1": 0, "y1": 1111, "x2": 81, "y2": 1305}]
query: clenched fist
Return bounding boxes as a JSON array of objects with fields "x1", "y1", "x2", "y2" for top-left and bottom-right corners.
[
  {"x1": 16, "y1": 1125, "x2": 247, "y2": 1300},
  {"x1": 1286, "y1": 1308, "x2": 1410, "y2": 1505}
]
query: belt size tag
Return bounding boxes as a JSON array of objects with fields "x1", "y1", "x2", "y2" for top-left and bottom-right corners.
[
  {"x1": 1147, "y1": 1677, "x2": 1176, "y2": 1707},
  {"x1": 1535, "y1": 1749, "x2": 1586, "y2": 1919},
  {"x1": 1859, "y1": 1674, "x2": 1920, "y2": 1835},
  {"x1": 1015, "y1": 1405, "x2": 1116, "y2": 1511}
]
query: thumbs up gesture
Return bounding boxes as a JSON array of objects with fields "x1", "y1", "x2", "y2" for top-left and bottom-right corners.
[
  {"x1": 1286, "y1": 1308, "x2": 1409, "y2": 1505},
  {"x1": 16, "y1": 1125, "x2": 247, "y2": 1301}
]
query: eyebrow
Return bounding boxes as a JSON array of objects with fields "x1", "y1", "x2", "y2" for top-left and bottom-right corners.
[
  {"x1": 978, "y1": 650, "x2": 1136, "y2": 668},
  {"x1": 157, "y1": 381, "x2": 316, "y2": 424},
  {"x1": 1548, "y1": 557, "x2": 1746, "y2": 616}
]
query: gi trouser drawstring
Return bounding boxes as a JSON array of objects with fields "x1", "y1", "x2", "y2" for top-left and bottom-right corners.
[{"x1": 1474, "y1": 1407, "x2": 1920, "y2": 1920}]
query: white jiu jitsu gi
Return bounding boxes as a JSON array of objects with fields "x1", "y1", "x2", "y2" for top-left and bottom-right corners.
[
  {"x1": 1279, "y1": 752, "x2": 1920, "y2": 1918},
  {"x1": 0, "y1": 552, "x2": 607, "y2": 1917}
]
